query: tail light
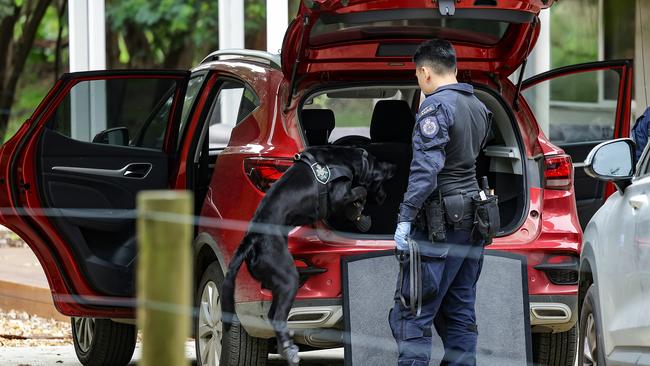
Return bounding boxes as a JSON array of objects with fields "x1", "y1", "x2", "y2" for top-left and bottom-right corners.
[
  {"x1": 243, "y1": 157, "x2": 293, "y2": 192},
  {"x1": 544, "y1": 154, "x2": 573, "y2": 190}
]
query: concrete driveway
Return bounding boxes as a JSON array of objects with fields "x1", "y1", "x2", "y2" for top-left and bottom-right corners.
[{"x1": 0, "y1": 342, "x2": 344, "y2": 365}]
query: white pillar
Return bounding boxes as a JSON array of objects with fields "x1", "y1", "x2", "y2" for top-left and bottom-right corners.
[
  {"x1": 532, "y1": 8, "x2": 551, "y2": 137},
  {"x1": 218, "y1": 0, "x2": 245, "y2": 126},
  {"x1": 219, "y1": 0, "x2": 245, "y2": 50},
  {"x1": 68, "y1": 0, "x2": 107, "y2": 141},
  {"x1": 266, "y1": 0, "x2": 289, "y2": 53},
  {"x1": 635, "y1": 0, "x2": 650, "y2": 120},
  {"x1": 68, "y1": 0, "x2": 106, "y2": 71}
]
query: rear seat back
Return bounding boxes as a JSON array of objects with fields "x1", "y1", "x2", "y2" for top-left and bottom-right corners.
[
  {"x1": 301, "y1": 109, "x2": 335, "y2": 146},
  {"x1": 363, "y1": 100, "x2": 416, "y2": 234}
]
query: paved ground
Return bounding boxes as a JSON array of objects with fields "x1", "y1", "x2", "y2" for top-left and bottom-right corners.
[{"x1": 0, "y1": 342, "x2": 344, "y2": 365}]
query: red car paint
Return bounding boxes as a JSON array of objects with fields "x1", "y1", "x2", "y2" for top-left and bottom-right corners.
[{"x1": 0, "y1": 0, "x2": 631, "y2": 328}]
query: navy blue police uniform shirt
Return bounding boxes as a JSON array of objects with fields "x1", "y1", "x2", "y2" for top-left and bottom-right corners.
[{"x1": 398, "y1": 83, "x2": 476, "y2": 222}]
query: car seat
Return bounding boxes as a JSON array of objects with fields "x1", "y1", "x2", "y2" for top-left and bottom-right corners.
[
  {"x1": 363, "y1": 100, "x2": 416, "y2": 234},
  {"x1": 301, "y1": 109, "x2": 335, "y2": 146}
]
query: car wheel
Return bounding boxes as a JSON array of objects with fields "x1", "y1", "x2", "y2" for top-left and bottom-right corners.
[
  {"x1": 532, "y1": 325, "x2": 578, "y2": 366},
  {"x1": 71, "y1": 317, "x2": 136, "y2": 366},
  {"x1": 578, "y1": 284, "x2": 605, "y2": 366},
  {"x1": 195, "y1": 261, "x2": 268, "y2": 366}
]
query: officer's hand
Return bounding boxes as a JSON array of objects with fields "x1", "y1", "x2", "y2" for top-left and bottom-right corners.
[{"x1": 394, "y1": 221, "x2": 412, "y2": 251}]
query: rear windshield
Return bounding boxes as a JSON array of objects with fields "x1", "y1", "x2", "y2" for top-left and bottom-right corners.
[{"x1": 310, "y1": 8, "x2": 533, "y2": 46}]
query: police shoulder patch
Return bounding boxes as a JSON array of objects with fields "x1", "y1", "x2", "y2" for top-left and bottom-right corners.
[{"x1": 419, "y1": 116, "x2": 440, "y2": 138}]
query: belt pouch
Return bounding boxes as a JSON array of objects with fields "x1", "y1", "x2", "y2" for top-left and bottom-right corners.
[
  {"x1": 443, "y1": 194, "x2": 465, "y2": 230},
  {"x1": 471, "y1": 194, "x2": 501, "y2": 245},
  {"x1": 424, "y1": 200, "x2": 446, "y2": 242}
]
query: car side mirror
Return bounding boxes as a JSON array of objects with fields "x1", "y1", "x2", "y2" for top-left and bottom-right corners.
[
  {"x1": 583, "y1": 138, "x2": 635, "y2": 193},
  {"x1": 92, "y1": 127, "x2": 129, "y2": 146}
]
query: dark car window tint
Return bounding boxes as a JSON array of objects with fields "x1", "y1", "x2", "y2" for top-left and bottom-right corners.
[
  {"x1": 49, "y1": 78, "x2": 178, "y2": 150},
  {"x1": 206, "y1": 80, "x2": 259, "y2": 149},
  {"x1": 177, "y1": 74, "x2": 206, "y2": 146},
  {"x1": 523, "y1": 69, "x2": 620, "y2": 144}
]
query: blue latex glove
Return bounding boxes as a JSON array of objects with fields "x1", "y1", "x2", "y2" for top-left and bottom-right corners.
[{"x1": 394, "y1": 221, "x2": 412, "y2": 251}]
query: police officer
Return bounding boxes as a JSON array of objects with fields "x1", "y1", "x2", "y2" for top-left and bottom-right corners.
[{"x1": 390, "y1": 39, "x2": 492, "y2": 366}]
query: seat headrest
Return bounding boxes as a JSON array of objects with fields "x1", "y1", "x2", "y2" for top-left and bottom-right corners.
[
  {"x1": 370, "y1": 100, "x2": 415, "y2": 143},
  {"x1": 301, "y1": 109, "x2": 335, "y2": 132},
  {"x1": 301, "y1": 109, "x2": 335, "y2": 146}
]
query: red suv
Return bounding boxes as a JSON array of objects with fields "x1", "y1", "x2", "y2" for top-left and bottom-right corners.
[{"x1": 0, "y1": 1, "x2": 632, "y2": 365}]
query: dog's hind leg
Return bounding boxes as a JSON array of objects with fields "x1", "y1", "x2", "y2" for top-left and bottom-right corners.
[{"x1": 267, "y1": 267, "x2": 300, "y2": 366}]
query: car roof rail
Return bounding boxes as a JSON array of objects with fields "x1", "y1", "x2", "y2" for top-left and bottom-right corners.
[{"x1": 200, "y1": 49, "x2": 281, "y2": 70}]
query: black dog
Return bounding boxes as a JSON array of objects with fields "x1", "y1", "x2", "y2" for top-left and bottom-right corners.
[{"x1": 220, "y1": 146, "x2": 395, "y2": 365}]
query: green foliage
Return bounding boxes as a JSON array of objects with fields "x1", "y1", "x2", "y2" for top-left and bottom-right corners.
[
  {"x1": 549, "y1": 0, "x2": 599, "y2": 102},
  {"x1": 550, "y1": 0, "x2": 598, "y2": 68}
]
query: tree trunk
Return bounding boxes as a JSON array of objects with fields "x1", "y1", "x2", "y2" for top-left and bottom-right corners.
[
  {"x1": 0, "y1": 5, "x2": 20, "y2": 134},
  {"x1": 123, "y1": 22, "x2": 154, "y2": 68},
  {"x1": 0, "y1": 0, "x2": 53, "y2": 141},
  {"x1": 54, "y1": 0, "x2": 67, "y2": 82}
]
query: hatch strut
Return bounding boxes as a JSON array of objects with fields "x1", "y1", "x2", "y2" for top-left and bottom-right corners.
[
  {"x1": 285, "y1": 16, "x2": 310, "y2": 111},
  {"x1": 513, "y1": 17, "x2": 539, "y2": 111}
]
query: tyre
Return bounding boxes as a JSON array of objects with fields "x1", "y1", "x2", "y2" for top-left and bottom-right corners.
[
  {"x1": 71, "y1": 317, "x2": 136, "y2": 366},
  {"x1": 532, "y1": 325, "x2": 578, "y2": 366},
  {"x1": 195, "y1": 261, "x2": 268, "y2": 366},
  {"x1": 578, "y1": 284, "x2": 606, "y2": 366}
]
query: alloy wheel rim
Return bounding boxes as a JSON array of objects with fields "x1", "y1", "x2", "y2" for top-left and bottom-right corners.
[
  {"x1": 73, "y1": 317, "x2": 95, "y2": 353},
  {"x1": 198, "y1": 281, "x2": 222, "y2": 366},
  {"x1": 583, "y1": 312, "x2": 598, "y2": 366}
]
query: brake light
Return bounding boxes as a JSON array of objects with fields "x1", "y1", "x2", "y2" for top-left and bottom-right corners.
[
  {"x1": 544, "y1": 154, "x2": 573, "y2": 190},
  {"x1": 244, "y1": 157, "x2": 294, "y2": 192}
]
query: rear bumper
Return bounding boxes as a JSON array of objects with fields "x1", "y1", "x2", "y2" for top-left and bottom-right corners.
[
  {"x1": 237, "y1": 294, "x2": 578, "y2": 346},
  {"x1": 236, "y1": 299, "x2": 344, "y2": 348}
]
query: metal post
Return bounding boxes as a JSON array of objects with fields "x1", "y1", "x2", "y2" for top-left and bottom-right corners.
[
  {"x1": 266, "y1": 0, "x2": 289, "y2": 53},
  {"x1": 533, "y1": 8, "x2": 551, "y2": 137},
  {"x1": 137, "y1": 191, "x2": 193, "y2": 366}
]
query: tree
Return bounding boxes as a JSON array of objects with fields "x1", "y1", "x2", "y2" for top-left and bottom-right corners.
[{"x1": 0, "y1": 0, "x2": 53, "y2": 140}]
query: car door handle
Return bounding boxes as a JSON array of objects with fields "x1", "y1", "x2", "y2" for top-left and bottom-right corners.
[
  {"x1": 122, "y1": 163, "x2": 152, "y2": 179},
  {"x1": 629, "y1": 195, "x2": 649, "y2": 210}
]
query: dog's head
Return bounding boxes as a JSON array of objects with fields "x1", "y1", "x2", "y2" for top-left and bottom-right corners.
[{"x1": 357, "y1": 149, "x2": 396, "y2": 204}]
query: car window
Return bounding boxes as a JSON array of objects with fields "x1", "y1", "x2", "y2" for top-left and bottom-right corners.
[
  {"x1": 48, "y1": 78, "x2": 179, "y2": 150},
  {"x1": 206, "y1": 79, "x2": 259, "y2": 149},
  {"x1": 523, "y1": 69, "x2": 621, "y2": 145},
  {"x1": 303, "y1": 88, "x2": 409, "y2": 142},
  {"x1": 637, "y1": 142, "x2": 650, "y2": 176},
  {"x1": 177, "y1": 74, "x2": 207, "y2": 147}
]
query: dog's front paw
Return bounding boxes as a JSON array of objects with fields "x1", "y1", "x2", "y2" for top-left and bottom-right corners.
[{"x1": 281, "y1": 341, "x2": 300, "y2": 366}]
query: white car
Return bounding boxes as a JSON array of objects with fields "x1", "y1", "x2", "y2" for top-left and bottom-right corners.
[{"x1": 579, "y1": 138, "x2": 650, "y2": 365}]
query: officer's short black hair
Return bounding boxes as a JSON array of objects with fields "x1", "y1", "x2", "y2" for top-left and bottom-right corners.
[{"x1": 413, "y1": 39, "x2": 457, "y2": 75}]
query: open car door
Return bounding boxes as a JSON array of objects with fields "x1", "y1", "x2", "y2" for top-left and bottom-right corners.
[
  {"x1": 0, "y1": 70, "x2": 190, "y2": 316},
  {"x1": 522, "y1": 60, "x2": 633, "y2": 228}
]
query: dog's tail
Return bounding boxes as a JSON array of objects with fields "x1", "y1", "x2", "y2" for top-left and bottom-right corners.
[{"x1": 220, "y1": 233, "x2": 255, "y2": 332}]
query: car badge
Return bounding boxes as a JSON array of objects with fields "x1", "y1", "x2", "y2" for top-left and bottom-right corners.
[{"x1": 311, "y1": 163, "x2": 331, "y2": 184}]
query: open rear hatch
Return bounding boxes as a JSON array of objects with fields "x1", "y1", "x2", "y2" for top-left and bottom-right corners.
[{"x1": 282, "y1": 0, "x2": 554, "y2": 82}]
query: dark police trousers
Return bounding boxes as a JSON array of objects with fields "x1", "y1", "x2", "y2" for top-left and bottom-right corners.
[{"x1": 389, "y1": 224, "x2": 485, "y2": 366}]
